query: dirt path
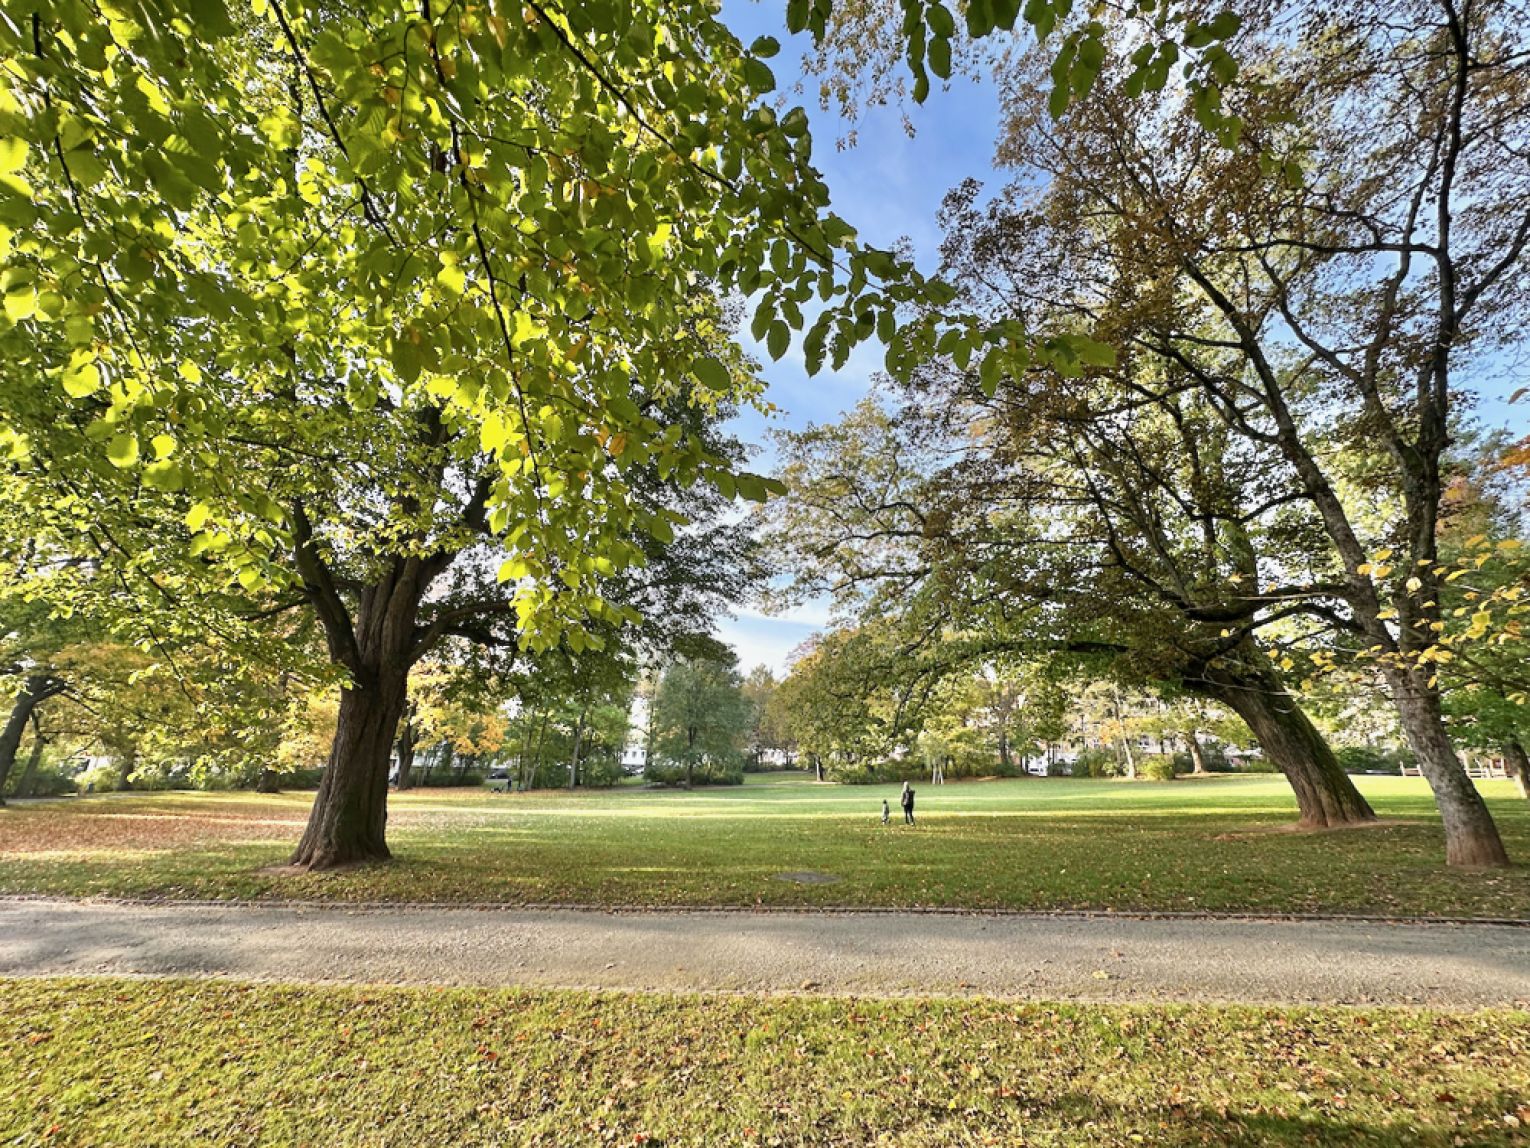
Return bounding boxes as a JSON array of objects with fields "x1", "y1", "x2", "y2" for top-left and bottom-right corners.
[{"x1": 3, "y1": 898, "x2": 1527, "y2": 1007}]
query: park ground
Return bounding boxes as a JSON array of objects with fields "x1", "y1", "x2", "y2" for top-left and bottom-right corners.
[
  {"x1": 2, "y1": 979, "x2": 1527, "y2": 1146},
  {"x1": 0, "y1": 773, "x2": 1527, "y2": 917},
  {"x1": 5, "y1": 773, "x2": 1529, "y2": 1146}
]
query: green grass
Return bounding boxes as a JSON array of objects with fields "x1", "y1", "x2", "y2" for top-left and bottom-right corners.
[
  {"x1": 2, "y1": 978, "x2": 1526, "y2": 1146},
  {"x1": 2, "y1": 774, "x2": 1528, "y2": 917}
]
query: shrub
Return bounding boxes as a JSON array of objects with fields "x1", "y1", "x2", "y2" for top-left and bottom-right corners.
[
  {"x1": 1335, "y1": 745, "x2": 1412, "y2": 775},
  {"x1": 1071, "y1": 748, "x2": 1121, "y2": 778},
  {"x1": 578, "y1": 757, "x2": 625, "y2": 788},
  {"x1": 1236, "y1": 754, "x2": 1277, "y2": 774},
  {"x1": 3, "y1": 761, "x2": 76, "y2": 798},
  {"x1": 643, "y1": 758, "x2": 743, "y2": 786},
  {"x1": 1171, "y1": 744, "x2": 1237, "y2": 773},
  {"x1": 1138, "y1": 754, "x2": 1177, "y2": 781}
]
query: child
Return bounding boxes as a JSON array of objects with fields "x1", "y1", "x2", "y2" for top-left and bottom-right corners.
[{"x1": 881, "y1": 798, "x2": 890, "y2": 826}]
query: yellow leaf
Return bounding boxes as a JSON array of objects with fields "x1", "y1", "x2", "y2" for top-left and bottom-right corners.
[{"x1": 0, "y1": 136, "x2": 27, "y2": 175}]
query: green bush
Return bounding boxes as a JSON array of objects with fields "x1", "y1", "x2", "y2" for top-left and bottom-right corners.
[
  {"x1": 1335, "y1": 745, "x2": 1412, "y2": 775},
  {"x1": 1236, "y1": 754, "x2": 1277, "y2": 774},
  {"x1": 1137, "y1": 754, "x2": 1177, "y2": 781},
  {"x1": 3, "y1": 761, "x2": 76, "y2": 798},
  {"x1": 1170, "y1": 744, "x2": 1236, "y2": 773},
  {"x1": 578, "y1": 757, "x2": 625, "y2": 788},
  {"x1": 643, "y1": 758, "x2": 743, "y2": 786},
  {"x1": 1071, "y1": 748, "x2": 1121, "y2": 778}
]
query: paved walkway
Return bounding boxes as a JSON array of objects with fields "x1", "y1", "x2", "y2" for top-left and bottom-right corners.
[{"x1": 2, "y1": 898, "x2": 1527, "y2": 1007}]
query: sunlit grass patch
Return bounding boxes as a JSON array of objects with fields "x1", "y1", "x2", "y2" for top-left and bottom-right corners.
[
  {"x1": 0, "y1": 774, "x2": 1526, "y2": 916},
  {"x1": 1, "y1": 978, "x2": 1526, "y2": 1147}
]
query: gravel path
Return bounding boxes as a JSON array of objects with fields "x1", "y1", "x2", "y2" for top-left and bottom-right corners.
[{"x1": 2, "y1": 898, "x2": 1528, "y2": 1007}]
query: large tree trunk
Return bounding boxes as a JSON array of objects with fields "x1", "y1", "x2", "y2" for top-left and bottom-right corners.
[
  {"x1": 1196, "y1": 653, "x2": 1374, "y2": 828},
  {"x1": 255, "y1": 768, "x2": 280, "y2": 793},
  {"x1": 1503, "y1": 740, "x2": 1530, "y2": 802},
  {"x1": 0, "y1": 675, "x2": 61, "y2": 805},
  {"x1": 1386, "y1": 672, "x2": 1508, "y2": 866},
  {"x1": 291, "y1": 671, "x2": 408, "y2": 868}
]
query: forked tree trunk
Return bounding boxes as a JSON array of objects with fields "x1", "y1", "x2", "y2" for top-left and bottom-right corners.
[
  {"x1": 0, "y1": 675, "x2": 62, "y2": 805},
  {"x1": 1184, "y1": 734, "x2": 1208, "y2": 775},
  {"x1": 292, "y1": 671, "x2": 408, "y2": 868},
  {"x1": 14, "y1": 719, "x2": 46, "y2": 799},
  {"x1": 1500, "y1": 739, "x2": 1530, "y2": 801},
  {"x1": 1386, "y1": 672, "x2": 1508, "y2": 866},
  {"x1": 1196, "y1": 654, "x2": 1374, "y2": 828}
]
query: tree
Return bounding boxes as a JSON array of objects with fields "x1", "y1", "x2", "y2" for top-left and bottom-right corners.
[
  {"x1": 764, "y1": 394, "x2": 1374, "y2": 826},
  {"x1": 972, "y1": 0, "x2": 1530, "y2": 864},
  {"x1": 651, "y1": 653, "x2": 750, "y2": 788}
]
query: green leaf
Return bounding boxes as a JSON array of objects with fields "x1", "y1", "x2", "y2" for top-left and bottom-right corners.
[
  {"x1": 736, "y1": 473, "x2": 769, "y2": 502},
  {"x1": 750, "y1": 35, "x2": 781, "y2": 58},
  {"x1": 61, "y1": 361, "x2": 101, "y2": 398},
  {"x1": 107, "y1": 433, "x2": 140, "y2": 468},
  {"x1": 4, "y1": 284, "x2": 36, "y2": 323},
  {"x1": 767, "y1": 320, "x2": 790, "y2": 361},
  {"x1": 742, "y1": 58, "x2": 776, "y2": 93},
  {"x1": 692, "y1": 356, "x2": 731, "y2": 389},
  {"x1": 929, "y1": 36, "x2": 952, "y2": 81},
  {"x1": 0, "y1": 137, "x2": 28, "y2": 175}
]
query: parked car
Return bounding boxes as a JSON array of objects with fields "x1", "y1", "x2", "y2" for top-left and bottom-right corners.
[{"x1": 484, "y1": 769, "x2": 512, "y2": 793}]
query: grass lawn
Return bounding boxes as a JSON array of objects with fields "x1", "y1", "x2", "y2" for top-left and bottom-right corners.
[
  {"x1": 1, "y1": 774, "x2": 1527, "y2": 917},
  {"x1": 2, "y1": 978, "x2": 1526, "y2": 1146}
]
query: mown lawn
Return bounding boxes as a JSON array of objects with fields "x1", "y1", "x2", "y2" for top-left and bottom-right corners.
[
  {"x1": 1, "y1": 774, "x2": 1528, "y2": 917},
  {"x1": 2, "y1": 978, "x2": 1526, "y2": 1146}
]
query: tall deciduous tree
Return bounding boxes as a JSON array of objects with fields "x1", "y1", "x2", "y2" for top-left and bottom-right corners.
[
  {"x1": 652, "y1": 653, "x2": 750, "y2": 788},
  {"x1": 975, "y1": 0, "x2": 1530, "y2": 864}
]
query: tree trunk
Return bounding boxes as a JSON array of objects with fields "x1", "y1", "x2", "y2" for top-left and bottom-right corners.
[
  {"x1": 568, "y1": 709, "x2": 587, "y2": 789},
  {"x1": 394, "y1": 709, "x2": 416, "y2": 791},
  {"x1": 1502, "y1": 740, "x2": 1530, "y2": 802},
  {"x1": 1185, "y1": 733, "x2": 1208, "y2": 775},
  {"x1": 0, "y1": 675, "x2": 60, "y2": 805},
  {"x1": 14, "y1": 716, "x2": 47, "y2": 799},
  {"x1": 255, "y1": 768, "x2": 280, "y2": 793},
  {"x1": 814, "y1": 756, "x2": 825, "y2": 782},
  {"x1": 116, "y1": 746, "x2": 137, "y2": 792},
  {"x1": 1197, "y1": 660, "x2": 1374, "y2": 828},
  {"x1": 292, "y1": 671, "x2": 407, "y2": 868},
  {"x1": 1385, "y1": 672, "x2": 1508, "y2": 866}
]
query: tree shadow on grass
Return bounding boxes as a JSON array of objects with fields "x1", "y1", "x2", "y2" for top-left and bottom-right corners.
[{"x1": 1023, "y1": 1090, "x2": 1520, "y2": 1147}]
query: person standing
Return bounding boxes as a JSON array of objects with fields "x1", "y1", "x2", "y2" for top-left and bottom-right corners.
[
  {"x1": 881, "y1": 798, "x2": 891, "y2": 826},
  {"x1": 900, "y1": 781, "x2": 916, "y2": 825}
]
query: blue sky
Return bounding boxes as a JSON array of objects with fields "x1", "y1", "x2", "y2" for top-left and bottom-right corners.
[
  {"x1": 709, "y1": 2, "x2": 1530, "y2": 677},
  {"x1": 714, "y1": 1, "x2": 1003, "y2": 675}
]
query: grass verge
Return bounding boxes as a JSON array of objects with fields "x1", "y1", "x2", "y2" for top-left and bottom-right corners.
[
  {"x1": 2, "y1": 978, "x2": 1526, "y2": 1146},
  {"x1": 1, "y1": 775, "x2": 1527, "y2": 917}
]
